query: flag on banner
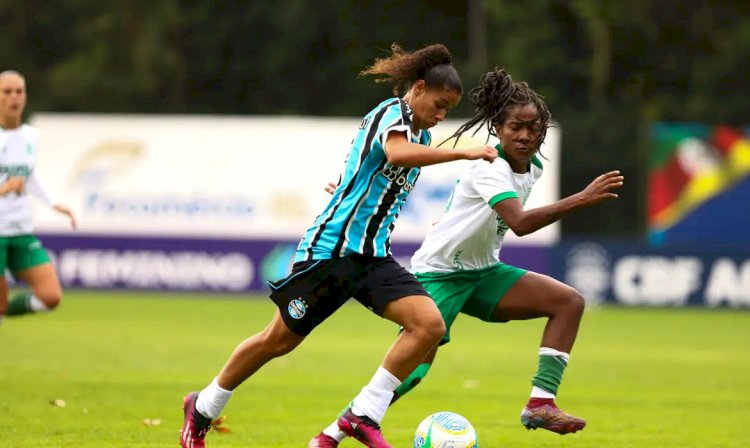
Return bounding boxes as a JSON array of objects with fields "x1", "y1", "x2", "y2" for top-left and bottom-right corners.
[{"x1": 648, "y1": 124, "x2": 750, "y2": 245}]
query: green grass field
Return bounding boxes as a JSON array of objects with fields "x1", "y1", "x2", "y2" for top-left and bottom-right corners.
[{"x1": 1, "y1": 291, "x2": 749, "y2": 447}]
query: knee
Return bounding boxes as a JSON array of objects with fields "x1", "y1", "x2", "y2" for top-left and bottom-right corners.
[
  {"x1": 38, "y1": 290, "x2": 62, "y2": 310},
  {"x1": 418, "y1": 313, "x2": 446, "y2": 344},
  {"x1": 562, "y1": 287, "x2": 585, "y2": 316},
  {"x1": 402, "y1": 312, "x2": 445, "y2": 343}
]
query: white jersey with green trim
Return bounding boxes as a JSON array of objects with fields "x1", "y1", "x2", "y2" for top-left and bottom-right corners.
[
  {"x1": 410, "y1": 149, "x2": 543, "y2": 273},
  {"x1": 0, "y1": 125, "x2": 48, "y2": 236}
]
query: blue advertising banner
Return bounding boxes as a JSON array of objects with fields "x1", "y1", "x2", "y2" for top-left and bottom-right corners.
[
  {"x1": 552, "y1": 240, "x2": 750, "y2": 308},
  {"x1": 28, "y1": 233, "x2": 550, "y2": 294}
]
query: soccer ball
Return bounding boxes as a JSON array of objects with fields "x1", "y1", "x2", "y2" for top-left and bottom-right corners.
[{"x1": 413, "y1": 411, "x2": 478, "y2": 448}]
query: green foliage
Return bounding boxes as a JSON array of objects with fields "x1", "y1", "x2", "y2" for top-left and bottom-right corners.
[
  {"x1": 1, "y1": 292, "x2": 749, "y2": 447},
  {"x1": 7, "y1": 1, "x2": 749, "y2": 119},
  {"x1": 482, "y1": 0, "x2": 750, "y2": 236},
  {"x1": 4, "y1": 0, "x2": 750, "y2": 235}
]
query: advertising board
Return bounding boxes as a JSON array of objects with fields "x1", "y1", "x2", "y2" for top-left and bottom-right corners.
[
  {"x1": 30, "y1": 114, "x2": 560, "y2": 244},
  {"x1": 554, "y1": 240, "x2": 750, "y2": 308}
]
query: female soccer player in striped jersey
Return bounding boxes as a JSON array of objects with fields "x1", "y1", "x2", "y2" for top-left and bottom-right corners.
[
  {"x1": 315, "y1": 67, "x2": 624, "y2": 445},
  {"x1": 180, "y1": 43, "x2": 496, "y2": 448},
  {"x1": 0, "y1": 70, "x2": 77, "y2": 325}
]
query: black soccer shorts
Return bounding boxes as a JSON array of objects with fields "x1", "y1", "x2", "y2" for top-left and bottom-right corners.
[{"x1": 267, "y1": 254, "x2": 429, "y2": 336}]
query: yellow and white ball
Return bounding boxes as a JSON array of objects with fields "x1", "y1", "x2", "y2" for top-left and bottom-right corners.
[{"x1": 414, "y1": 411, "x2": 478, "y2": 448}]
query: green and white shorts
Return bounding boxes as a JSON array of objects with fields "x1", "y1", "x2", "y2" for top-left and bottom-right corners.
[
  {"x1": 415, "y1": 262, "x2": 527, "y2": 345},
  {"x1": 0, "y1": 235, "x2": 51, "y2": 274}
]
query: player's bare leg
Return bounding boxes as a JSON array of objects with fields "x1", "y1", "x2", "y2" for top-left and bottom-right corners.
[
  {"x1": 334, "y1": 295, "x2": 444, "y2": 448},
  {"x1": 493, "y1": 272, "x2": 586, "y2": 434},
  {"x1": 216, "y1": 311, "x2": 306, "y2": 389},
  {"x1": 7, "y1": 263, "x2": 62, "y2": 316},
  {"x1": 181, "y1": 311, "x2": 306, "y2": 448}
]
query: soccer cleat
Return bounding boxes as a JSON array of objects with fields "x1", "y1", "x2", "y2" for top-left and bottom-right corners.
[
  {"x1": 521, "y1": 398, "x2": 586, "y2": 435},
  {"x1": 180, "y1": 392, "x2": 213, "y2": 448},
  {"x1": 337, "y1": 407, "x2": 393, "y2": 448},
  {"x1": 308, "y1": 432, "x2": 340, "y2": 448}
]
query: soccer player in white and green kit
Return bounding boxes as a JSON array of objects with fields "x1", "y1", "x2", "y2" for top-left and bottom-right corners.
[
  {"x1": 317, "y1": 67, "x2": 624, "y2": 444},
  {"x1": 407, "y1": 67, "x2": 623, "y2": 435},
  {"x1": 0, "y1": 70, "x2": 77, "y2": 323}
]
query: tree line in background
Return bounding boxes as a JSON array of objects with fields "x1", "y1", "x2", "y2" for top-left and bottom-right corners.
[{"x1": 3, "y1": 0, "x2": 749, "y2": 237}]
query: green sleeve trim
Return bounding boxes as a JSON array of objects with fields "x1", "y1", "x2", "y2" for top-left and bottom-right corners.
[
  {"x1": 488, "y1": 191, "x2": 518, "y2": 207},
  {"x1": 495, "y1": 143, "x2": 506, "y2": 160},
  {"x1": 531, "y1": 155, "x2": 543, "y2": 169}
]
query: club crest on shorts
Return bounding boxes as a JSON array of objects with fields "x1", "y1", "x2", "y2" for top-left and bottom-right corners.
[{"x1": 288, "y1": 298, "x2": 307, "y2": 319}]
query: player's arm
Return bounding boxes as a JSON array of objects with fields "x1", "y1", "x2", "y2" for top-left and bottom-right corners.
[
  {"x1": 25, "y1": 172, "x2": 55, "y2": 205},
  {"x1": 384, "y1": 132, "x2": 496, "y2": 168},
  {"x1": 493, "y1": 170, "x2": 624, "y2": 237},
  {"x1": 25, "y1": 172, "x2": 77, "y2": 229},
  {"x1": 0, "y1": 176, "x2": 25, "y2": 195}
]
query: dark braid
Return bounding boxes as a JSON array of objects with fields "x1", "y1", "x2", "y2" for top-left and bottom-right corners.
[
  {"x1": 360, "y1": 43, "x2": 462, "y2": 96},
  {"x1": 444, "y1": 67, "x2": 551, "y2": 148}
]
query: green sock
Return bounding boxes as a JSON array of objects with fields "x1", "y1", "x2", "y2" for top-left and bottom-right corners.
[
  {"x1": 6, "y1": 292, "x2": 33, "y2": 316},
  {"x1": 337, "y1": 401, "x2": 354, "y2": 418},
  {"x1": 531, "y1": 352, "x2": 568, "y2": 395},
  {"x1": 392, "y1": 363, "x2": 431, "y2": 403}
]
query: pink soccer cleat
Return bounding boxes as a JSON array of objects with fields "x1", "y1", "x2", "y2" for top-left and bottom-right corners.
[
  {"x1": 180, "y1": 392, "x2": 213, "y2": 448},
  {"x1": 337, "y1": 407, "x2": 393, "y2": 448},
  {"x1": 521, "y1": 398, "x2": 586, "y2": 435},
  {"x1": 308, "y1": 432, "x2": 340, "y2": 447}
]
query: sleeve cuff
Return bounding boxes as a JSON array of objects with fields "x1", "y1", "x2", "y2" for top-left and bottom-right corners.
[
  {"x1": 488, "y1": 191, "x2": 519, "y2": 208},
  {"x1": 380, "y1": 125, "x2": 411, "y2": 147}
]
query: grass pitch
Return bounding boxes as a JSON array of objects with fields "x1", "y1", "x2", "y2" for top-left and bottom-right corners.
[{"x1": 0, "y1": 291, "x2": 748, "y2": 447}]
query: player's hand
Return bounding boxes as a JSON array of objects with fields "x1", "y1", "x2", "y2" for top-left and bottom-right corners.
[
  {"x1": 0, "y1": 176, "x2": 25, "y2": 195},
  {"x1": 53, "y1": 204, "x2": 77, "y2": 229},
  {"x1": 464, "y1": 145, "x2": 497, "y2": 163},
  {"x1": 324, "y1": 182, "x2": 337, "y2": 195},
  {"x1": 580, "y1": 170, "x2": 624, "y2": 205}
]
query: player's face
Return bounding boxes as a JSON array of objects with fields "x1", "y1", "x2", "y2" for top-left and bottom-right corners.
[
  {"x1": 0, "y1": 74, "x2": 26, "y2": 122},
  {"x1": 410, "y1": 82, "x2": 461, "y2": 130},
  {"x1": 494, "y1": 103, "x2": 542, "y2": 172}
]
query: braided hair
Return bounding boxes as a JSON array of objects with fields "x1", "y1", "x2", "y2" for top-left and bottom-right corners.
[
  {"x1": 360, "y1": 43, "x2": 463, "y2": 96},
  {"x1": 445, "y1": 67, "x2": 551, "y2": 148}
]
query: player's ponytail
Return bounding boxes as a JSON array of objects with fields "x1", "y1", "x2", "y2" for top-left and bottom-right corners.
[{"x1": 360, "y1": 43, "x2": 462, "y2": 96}]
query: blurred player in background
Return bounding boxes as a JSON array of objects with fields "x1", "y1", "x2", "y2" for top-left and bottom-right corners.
[
  {"x1": 180, "y1": 43, "x2": 497, "y2": 448},
  {"x1": 0, "y1": 70, "x2": 77, "y2": 324},
  {"x1": 316, "y1": 67, "x2": 624, "y2": 445}
]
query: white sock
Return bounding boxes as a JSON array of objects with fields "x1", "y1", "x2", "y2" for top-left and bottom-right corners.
[
  {"x1": 195, "y1": 377, "x2": 233, "y2": 419},
  {"x1": 539, "y1": 346, "x2": 570, "y2": 363},
  {"x1": 29, "y1": 295, "x2": 51, "y2": 312},
  {"x1": 351, "y1": 366, "x2": 401, "y2": 424},
  {"x1": 530, "y1": 385, "x2": 556, "y2": 399},
  {"x1": 322, "y1": 422, "x2": 348, "y2": 442}
]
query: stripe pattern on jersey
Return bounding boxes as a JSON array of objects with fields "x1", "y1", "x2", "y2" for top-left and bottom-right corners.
[{"x1": 296, "y1": 98, "x2": 430, "y2": 261}]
